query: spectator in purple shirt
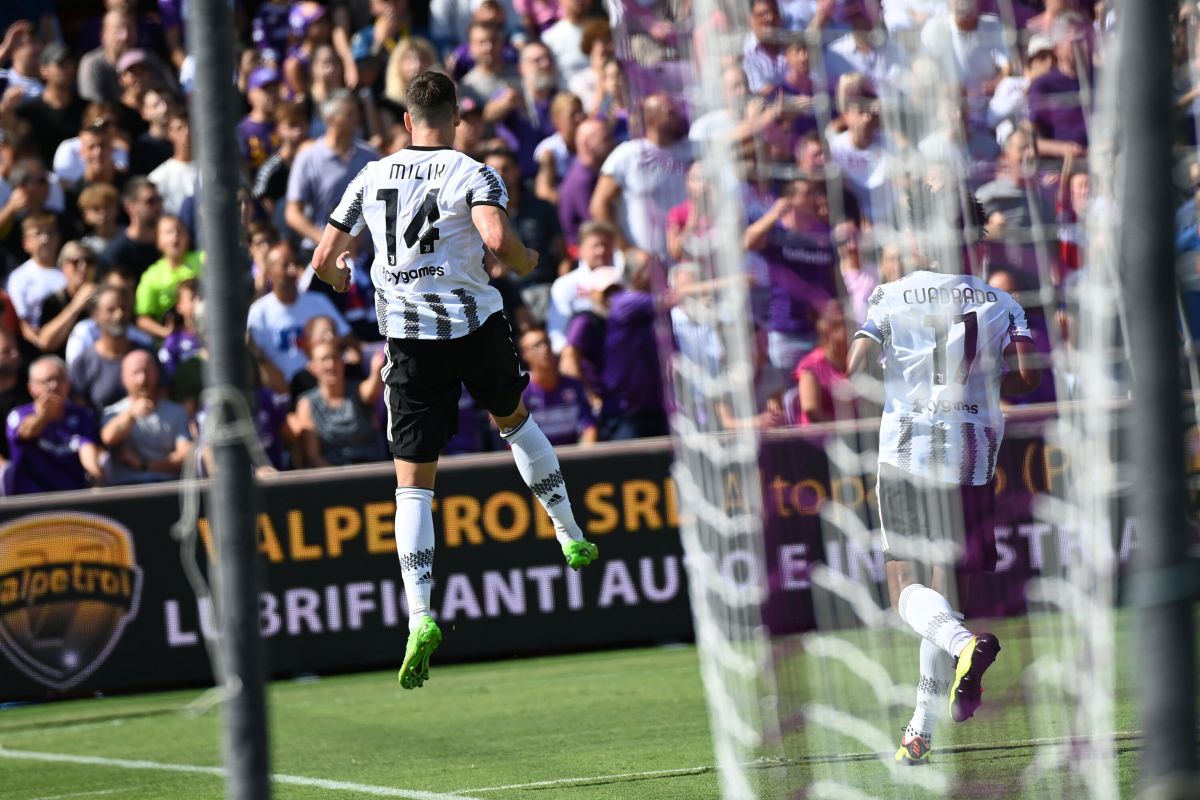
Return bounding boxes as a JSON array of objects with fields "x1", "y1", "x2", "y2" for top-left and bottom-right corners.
[
  {"x1": 1028, "y1": 16, "x2": 1091, "y2": 160},
  {"x1": 489, "y1": 41, "x2": 559, "y2": 180},
  {"x1": 744, "y1": 177, "x2": 842, "y2": 370},
  {"x1": 158, "y1": 278, "x2": 202, "y2": 384},
  {"x1": 599, "y1": 258, "x2": 666, "y2": 441},
  {"x1": 237, "y1": 66, "x2": 282, "y2": 171},
  {"x1": 252, "y1": 0, "x2": 293, "y2": 64},
  {"x1": 0, "y1": 327, "x2": 29, "y2": 467},
  {"x1": 561, "y1": 265, "x2": 620, "y2": 411},
  {"x1": 519, "y1": 326, "x2": 597, "y2": 446},
  {"x1": 6, "y1": 354, "x2": 105, "y2": 494},
  {"x1": 557, "y1": 118, "x2": 613, "y2": 254}
]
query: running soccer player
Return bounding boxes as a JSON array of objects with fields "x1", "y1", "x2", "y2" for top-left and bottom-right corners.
[
  {"x1": 846, "y1": 194, "x2": 1040, "y2": 764},
  {"x1": 309, "y1": 72, "x2": 600, "y2": 690}
]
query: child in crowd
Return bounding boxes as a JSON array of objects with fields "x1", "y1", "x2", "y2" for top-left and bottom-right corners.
[{"x1": 135, "y1": 215, "x2": 202, "y2": 339}]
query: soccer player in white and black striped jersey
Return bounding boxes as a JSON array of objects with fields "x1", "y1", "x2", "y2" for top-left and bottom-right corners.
[
  {"x1": 309, "y1": 72, "x2": 599, "y2": 690},
  {"x1": 847, "y1": 186, "x2": 1041, "y2": 764}
]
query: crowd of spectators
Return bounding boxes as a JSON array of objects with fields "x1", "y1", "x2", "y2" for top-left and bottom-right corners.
[{"x1": 0, "y1": 0, "x2": 1195, "y2": 496}]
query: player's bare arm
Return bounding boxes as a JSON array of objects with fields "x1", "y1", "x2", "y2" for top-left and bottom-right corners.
[
  {"x1": 846, "y1": 334, "x2": 876, "y2": 376},
  {"x1": 1001, "y1": 339, "x2": 1041, "y2": 395},
  {"x1": 471, "y1": 203, "x2": 539, "y2": 277},
  {"x1": 311, "y1": 224, "x2": 356, "y2": 292}
]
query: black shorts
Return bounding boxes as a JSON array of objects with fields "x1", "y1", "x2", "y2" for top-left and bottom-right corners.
[
  {"x1": 382, "y1": 312, "x2": 529, "y2": 462},
  {"x1": 876, "y1": 463, "x2": 998, "y2": 573}
]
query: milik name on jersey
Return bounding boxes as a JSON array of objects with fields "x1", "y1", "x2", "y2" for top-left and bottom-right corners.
[
  {"x1": 388, "y1": 162, "x2": 448, "y2": 181},
  {"x1": 902, "y1": 287, "x2": 999, "y2": 305}
]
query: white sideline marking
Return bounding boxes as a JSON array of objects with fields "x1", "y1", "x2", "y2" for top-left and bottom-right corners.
[
  {"x1": 461, "y1": 729, "x2": 1146, "y2": 794},
  {"x1": 0, "y1": 746, "x2": 482, "y2": 800},
  {"x1": 0, "y1": 718, "x2": 128, "y2": 741},
  {"x1": 28, "y1": 790, "x2": 120, "y2": 800},
  {"x1": 460, "y1": 765, "x2": 713, "y2": 792}
]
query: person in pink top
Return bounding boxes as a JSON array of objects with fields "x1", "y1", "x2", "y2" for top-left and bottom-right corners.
[
  {"x1": 665, "y1": 162, "x2": 715, "y2": 263},
  {"x1": 794, "y1": 301, "x2": 853, "y2": 425},
  {"x1": 835, "y1": 219, "x2": 877, "y2": 324}
]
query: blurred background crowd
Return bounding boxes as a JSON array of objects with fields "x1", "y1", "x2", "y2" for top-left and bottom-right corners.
[{"x1": 0, "y1": 0, "x2": 1197, "y2": 495}]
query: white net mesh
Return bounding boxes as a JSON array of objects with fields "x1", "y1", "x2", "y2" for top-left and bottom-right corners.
[{"x1": 608, "y1": 0, "x2": 1186, "y2": 797}]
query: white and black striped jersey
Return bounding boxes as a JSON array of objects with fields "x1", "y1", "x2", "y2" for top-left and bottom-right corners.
[
  {"x1": 328, "y1": 145, "x2": 508, "y2": 340},
  {"x1": 856, "y1": 270, "x2": 1032, "y2": 486}
]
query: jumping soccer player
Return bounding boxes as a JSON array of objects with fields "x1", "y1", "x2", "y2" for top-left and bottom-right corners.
[
  {"x1": 847, "y1": 191, "x2": 1040, "y2": 764},
  {"x1": 310, "y1": 71, "x2": 599, "y2": 690}
]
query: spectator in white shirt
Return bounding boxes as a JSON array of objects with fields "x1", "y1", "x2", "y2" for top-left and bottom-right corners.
[
  {"x1": 6, "y1": 213, "x2": 64, "y2": 344},
  {"x1": 147, "y1": 106, "x2": 197, "y2": 216},
  {"x1": 541, "y1": 0, "x2": 597, "y2": 86},
  {"x1": 824, "y1": 1, "x2": 903, "y2": 95},
  {"x1": 0, "y1": 22, "x2": 44, "y2": 100},
  {"x1": 247, "y1": 241, "x2": 353, "y2": 383},
  {"x1": 589, "y1": 92, "x2": 692, "y2": 260},
  {"x1": 827, "y1": 78, "x2": 889, "y2": 223},
  {"x1": 53, "y1": 117, "x2": 130, "y2": 186},
  {"x1": 988, "y1": 34, "x2": 1055, "y2": 144},
  {"x1": 548, "y1": 221, "x2": 619, "y2": 353},
  {"x1": 743, "y1": 0, "x2": 788, "y2": 95},
  {"x1": 920, "y1": 0, "x2": 1012, "y2": 127},
  {"x1": 882, "y1": 0, "x2": 945, "y2": 34}
]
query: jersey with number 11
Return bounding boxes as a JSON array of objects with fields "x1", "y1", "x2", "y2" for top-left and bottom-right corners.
[
  {"x1": 328, "y1": 145, "x2": 509, "y2": 341},
  {"x1": 856, "y1": 270, "x2": 1032, "y2": 486}
]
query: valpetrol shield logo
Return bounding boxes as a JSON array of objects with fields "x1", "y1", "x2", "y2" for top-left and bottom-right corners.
[{"x1": 0, "y1": 513, "x2": 142, "y2": 690}]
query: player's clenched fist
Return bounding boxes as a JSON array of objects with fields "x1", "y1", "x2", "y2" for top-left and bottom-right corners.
[
  {"x1": 518, "y1": 247, "x2": 539, "y2": 274},
  {"x1": 318, "y1": 251, "x2": 353, "y2": 293}
]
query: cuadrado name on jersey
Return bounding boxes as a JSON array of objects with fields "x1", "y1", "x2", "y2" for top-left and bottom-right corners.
[{"x1": 856, "y1": 270, "x2": 1032, "y2": 487}]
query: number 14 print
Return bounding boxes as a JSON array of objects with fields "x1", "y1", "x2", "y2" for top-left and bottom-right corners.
[{"x1": 378, "y1": 188, "x2": 441, "y2": 263}]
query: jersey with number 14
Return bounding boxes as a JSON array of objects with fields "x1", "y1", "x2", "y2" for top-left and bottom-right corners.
[
  {"x1": 856, "y1": 270, "x2": 1032, "y2": 486},
  {"x1": 328, "y1": 145, "x2": 509, "y2": 340}
]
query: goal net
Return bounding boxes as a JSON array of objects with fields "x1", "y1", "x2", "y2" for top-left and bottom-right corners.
[{"x1": 609, "y1": 0, "x2": 1179, "y2": 797}]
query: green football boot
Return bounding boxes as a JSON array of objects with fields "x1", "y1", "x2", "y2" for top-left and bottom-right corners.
[
  {"x1": 562, "y1": 539, "x2": 599, "y2": 570},
  {"x1": 398, "y1": 616, "x2": 442, "y2": 690}
]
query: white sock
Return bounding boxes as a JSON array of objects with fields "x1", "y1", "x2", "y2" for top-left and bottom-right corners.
[
  {"x1": 502, "y1": 415, "x2": 582, "y2": 546},
  {"x1": 897, "y1": 583, "x2": 974, "y2": 658},
  {"x1": 394, "y1": 486, "x2": 435, "y2": 632},
  {"x1": 906, "y1": 637, "x2": 953, "y2": 741}
]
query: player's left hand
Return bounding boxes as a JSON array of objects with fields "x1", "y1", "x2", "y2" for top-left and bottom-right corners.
[{"x1": 321, "y1": 251, "x2": 352, "y2": 293}]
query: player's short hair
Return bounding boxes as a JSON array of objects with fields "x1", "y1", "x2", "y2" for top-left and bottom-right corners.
[
  {"x1": 406, "y1": 71, "x2": 457, "y2": 128},
  {"x1": 579, "y1": 221, "x2": 617, "y2": 242}
]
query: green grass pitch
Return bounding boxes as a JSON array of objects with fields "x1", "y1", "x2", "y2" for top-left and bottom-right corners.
[{"x1": 0, "y1": 615, "x2": 1153, "y2": 799}]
